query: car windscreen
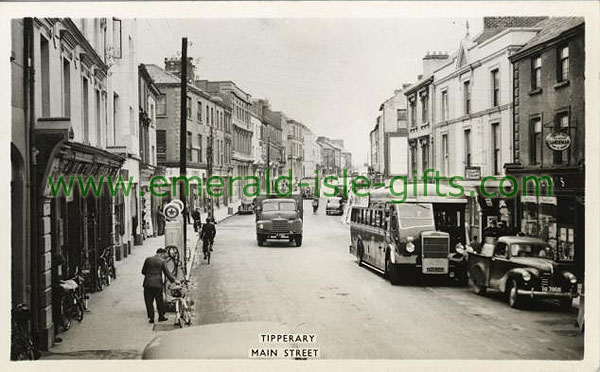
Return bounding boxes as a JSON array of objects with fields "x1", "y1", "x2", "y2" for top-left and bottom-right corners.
[
  {"x1": 397, "y1": 203, "x2": 434, "y2": 228},
  {"x1": 511, "y1": 243, "x2": 552, "y2": 258}
]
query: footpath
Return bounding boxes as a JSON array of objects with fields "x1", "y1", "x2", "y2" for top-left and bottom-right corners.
[{"x1": 43, "y1": 201, "x2": 239, "y2": 359}]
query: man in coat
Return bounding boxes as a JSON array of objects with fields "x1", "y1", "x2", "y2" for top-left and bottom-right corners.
[{"x1": 142, "y1": 248, "x2": 178, "y2": 323}]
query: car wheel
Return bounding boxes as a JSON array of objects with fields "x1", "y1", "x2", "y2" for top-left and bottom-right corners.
[
  {"x1": 385, "y1": 256, "x2": 401, "y2": 285},
  {"x1": 507, "y1": 279, "x2": 523, "y2": 309},
  {"x1": 295, "y1": 235, "x2": 302, "y2": 247}
]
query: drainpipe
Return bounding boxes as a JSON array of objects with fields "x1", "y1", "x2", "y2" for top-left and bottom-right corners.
[{"x1": 24, "y1": 17, "x2": 40, "y2": 342}]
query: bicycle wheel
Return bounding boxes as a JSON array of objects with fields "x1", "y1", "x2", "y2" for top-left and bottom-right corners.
[
  {"x1": 97, "y1": 267, "x2": 104, "y2": 291},
  {"x1": 75, "y1": 297, "x2": 84, "y2": 322}
]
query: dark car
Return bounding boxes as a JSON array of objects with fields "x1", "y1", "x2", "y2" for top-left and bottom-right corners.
[
  {"x1": 325, "y1": 197, "x2": 344, "y2": 216},
  {"x1": 238, "y1": 196, "x2": 254, "y2": 215},
  {"x1": 468, "y1": 236, "x2": 578, "y2": 309}
]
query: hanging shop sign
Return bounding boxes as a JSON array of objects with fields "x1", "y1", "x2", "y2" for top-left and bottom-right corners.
[{"x1": 546, "y1": 132, "x2": 572, "y2": 151}]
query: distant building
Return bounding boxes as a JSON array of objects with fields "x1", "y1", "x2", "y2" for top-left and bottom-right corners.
[
  {"x1": 286, "y1": 119, "x2": 305, "y2": 179},
  {"x1": 378, "y1": 85, "x2": 410, "y2": 178}
]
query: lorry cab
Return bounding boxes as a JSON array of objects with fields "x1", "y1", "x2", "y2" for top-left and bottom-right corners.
[{"x1": 255, "y1": 195, "x2": 303, "y2": 247}]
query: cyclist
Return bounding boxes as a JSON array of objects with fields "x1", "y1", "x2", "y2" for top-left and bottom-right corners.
[{"x1": 200, "y1": 217, "x2": 216, "y2": 260}]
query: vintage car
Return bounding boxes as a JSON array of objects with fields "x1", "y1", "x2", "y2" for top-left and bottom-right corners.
[
  {"x1": 468, "y1": 236, "x2": 578, "y2": 309},
  {"x1": 325, "y1": 197, "x2": 344, "y2": 216},
  {"x1": 238, "y1": 196, "x2": 254, "y2": 214}
]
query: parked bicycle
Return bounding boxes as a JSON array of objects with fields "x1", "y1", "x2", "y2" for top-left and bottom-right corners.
[
  {"x1": 168, "y1": 279, "x2": 193, "y2": 328},
  {"x1": 11, "y1": 304, "x2": 41, "y2": 361},
  {"x1": 97, "y1": 246, "x2": 116, "y2": 291},
  {"x1": 56, "y1": 269, "x2": 86, "y2": 332}
]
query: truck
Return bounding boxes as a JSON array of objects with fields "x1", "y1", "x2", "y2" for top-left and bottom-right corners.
[{"x1": 254, "y1": 193, "x2": 304, "y2": 247}]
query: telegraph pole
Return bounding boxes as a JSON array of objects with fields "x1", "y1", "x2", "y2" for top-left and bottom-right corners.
[
  {"x1": 207, "y1": 125, "x2": 214, "y2": 219},
  {"x1": 179, "y1": 37, "x2": 188, "y2": 276}
]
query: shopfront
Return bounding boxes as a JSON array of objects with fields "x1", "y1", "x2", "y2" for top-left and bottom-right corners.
[{"x1": 509, "y1": 169, "x2": 584, "y2": 280}]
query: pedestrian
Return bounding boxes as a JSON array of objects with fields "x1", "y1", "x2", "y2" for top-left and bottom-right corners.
[
  {"x1": 200, "y1": 217, "x2": 216, "y2": 260},
  {"x1": 191, "y1": 208, "x2": 201, "y2": 232},
  {"x1": 312, "y1": 197, "x2": 319, "y2": 214},
  {"x1": 141, "y1": 248, "x2": 178, "y2": 324},
  {"x1": 156, "y1": 204, "x2": 165, "y2": 236}
]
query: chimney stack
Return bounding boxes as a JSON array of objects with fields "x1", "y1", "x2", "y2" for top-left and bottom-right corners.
[{"x1": 164, "y1": 56, "x2": 196, "y2": 83}]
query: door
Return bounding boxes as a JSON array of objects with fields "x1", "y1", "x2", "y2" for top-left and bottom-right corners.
[{"x1": 489, "y1": 242, "x2": 510, "y2": 288}]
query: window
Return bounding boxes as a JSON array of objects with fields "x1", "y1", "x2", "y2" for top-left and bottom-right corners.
[
  {"x1": 463, "y1": 81, "x2": 471, "y2": 115},
  {"x1": 82, "y1": 76, "x2": 89, "y2": 143},
  {"x1": 531, "y1": 56, "x2": 542, "y2": 90},
  {"x1": 464, "y1": 129, "x2": 471, "y2": 167},
  {"x1": 156, "y1": 95, "x2": 167, "y2": 116},
  {"x1": 442, "y1": 134, "x2": 449, "y2": 175},
  {"x1": 197, "y1": 101, "x2": 202, "y2": 122},
  {"x1": 421, "y1": 141, "x2": 429, "y2": 171},
  {"x1": 530, "y1": 117, "x2": 542, "y2": 165},
  {"x1": 410, "y1": 144, "x2": 418, "y2": 172},
  {"x1": 186, "y1": 97, "x2": 192, "y2": 119},
  {"x1": 410, "y1": 99, "x2": 417, "y2": 127},
  {"x1": 40, "y1": 36, "x2": 50, "y2": 117},
  {"x1": 558, "y1": 46, "x2": 569, "y2": 82},
  {"x1": 95, "y1": 90, "x2": 101, "y2": 145},
  {"x1": 156, "y1": 130, "x2": 167, "y2": 162},
  {"x1": 492, "y1": 123, "x2": 501, "y2": 175},
  {"x1": 491, "y1": 69, "x2": 500, "y2": 107},
  {"x1": 62, "y1": 58, "x2": 71, "y2": 117},
  {"x1": 494, "y1": 243, "x2": 507, "y2": 257},
  {"x1": 420, "y1": 93, "x2": 428, "y2": 123},
  {"x1": 441, "y1": 90, "x2": 449, "y2": 121},
  {"x1": 112, "y1": 18, "x2": 122, "y2": 59},
  {"x1": 198, "y1": 134, "x2": 203, "y2": 162},
  {"x1": 112, "y1": 92, "x2": 119, "y2": 145},
  {"x1": 186, "y1": 131, "x2": 192, "y2": 161},
  {"x1": 554, "y1": 112, "x2": 570, "y2": 165}
]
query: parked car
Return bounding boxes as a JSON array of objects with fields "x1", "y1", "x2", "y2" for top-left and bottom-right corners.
[
  {"x1": 468, "y1": 236, "x2": 578, "y2": 309},
  {"x1": 238, "y1": 196, "x2": 254, "y2": 215},
  {"x1": 325, "y1": 197, "x2": 344, "y2": 216}
]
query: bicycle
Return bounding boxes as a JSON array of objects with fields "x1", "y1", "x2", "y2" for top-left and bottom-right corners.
[
  {"x1": 97, "y1": 246, "x2": 116, "y2": 291},
  {"x1": 168, "y1": 279, "x2": 193, "y2": 328},
  {"x1": 59, "y1": 271, "x2": 86, "y2": 323},
  {"x1": 11, "y1": 304, "x2": 41, "y2": 361}
]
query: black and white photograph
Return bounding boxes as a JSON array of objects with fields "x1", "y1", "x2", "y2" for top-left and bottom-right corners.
[{"x1": 5, "y1": 1, "x2": 599, "y2": 370}]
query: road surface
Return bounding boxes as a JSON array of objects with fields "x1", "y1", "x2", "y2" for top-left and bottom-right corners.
[{"x1": 188, "y1": 200, "x2": 583, "y2": 360}]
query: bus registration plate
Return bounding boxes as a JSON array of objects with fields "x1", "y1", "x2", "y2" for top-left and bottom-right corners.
[{"x1": 422, "y1": 259, "x2": 449, "y2": 274}]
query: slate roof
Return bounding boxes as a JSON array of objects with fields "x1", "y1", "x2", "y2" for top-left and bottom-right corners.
[
  {"x1": 144, "y1": 64, "x2": 180, "y2": 84},
  {"x1": 521, "y1": 17, "x2": 584, "y2": 50}
]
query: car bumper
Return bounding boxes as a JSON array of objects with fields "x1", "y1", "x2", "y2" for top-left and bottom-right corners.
[{"x1": 517, "y1": 288, "x2": 579, "y2": 299}]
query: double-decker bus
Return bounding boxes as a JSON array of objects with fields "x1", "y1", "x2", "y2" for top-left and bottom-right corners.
[{"x1": 349, "y1": 183, "x2": 469, "y2": 285}]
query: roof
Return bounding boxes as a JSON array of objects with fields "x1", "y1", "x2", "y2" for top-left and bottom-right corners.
[
  {"x1": 498, "y1": 236, "x2": 548, "y2": 245},
  {"x1": 520, "y1": 17, "x2": 584, "y2": 52},
  {"x1": 144, "y1": 64, "x2": 180, "y2": 84}
]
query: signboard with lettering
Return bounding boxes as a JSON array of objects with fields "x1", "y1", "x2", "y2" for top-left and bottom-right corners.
[
  {"x1": 465, "y1": 166, "x2": 481, "y2": 180},
  {"x1": 546, "y1": 132, "x2": 572, "y2": 151}
]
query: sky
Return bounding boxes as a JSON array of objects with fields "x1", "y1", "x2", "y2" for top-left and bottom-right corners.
[{"x1": 137, "y1": 18, "x2": 483, "y2": 168}]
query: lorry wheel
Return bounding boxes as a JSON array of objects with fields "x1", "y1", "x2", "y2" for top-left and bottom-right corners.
[
  {"x1": 507, "y1": 279, "x2": 524, "y2": 309},
  {"x1": 257, "y1": 234, "x2": 264, "y2": 247},
  {"x1": 386, "y1": 256, "x2": 401, "y2": 285},
  {"x1": 295, "y1": 235, "x2": 302, "y2": 247}
]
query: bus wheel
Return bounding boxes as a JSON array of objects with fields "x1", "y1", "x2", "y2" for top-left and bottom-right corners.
[{"x1": 386, "y1": 256, "x2": 401, "y2": 285}]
